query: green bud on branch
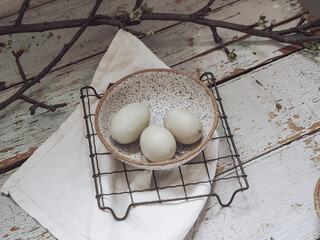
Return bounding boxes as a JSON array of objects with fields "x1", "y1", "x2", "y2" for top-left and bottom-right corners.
[
  {"x1": 228, "y1": 49, "x2": 237, "y2": 61},
  {"x1": 146, "y1": 30, "x2": 155, "y2": 37},
  {"x1": 129, "y1": 8, "x2": 142, "y2": 22},
  {"x1": 20, "y1": 41, "x2": 31, "y2": 53},
  {"x1": 0, "y1": 40, "x2": 13, "y2": 49},
  {"x1": 303, "y1": 41, "x2": 320, "y2": 53},
  {"x1": 258, "y1": 14, "x2": 268, "y2": 28}
]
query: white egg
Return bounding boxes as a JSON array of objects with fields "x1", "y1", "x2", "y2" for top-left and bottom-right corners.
[
  {"x1": 110, "y1": 103, "x2": 150, "y2": 144},
  {"x1": 140, "y1": 126, "x2": 176, "y2": 162},
  {"x1": 164, "y1": 109, "x2": 203, "y2": 144}
]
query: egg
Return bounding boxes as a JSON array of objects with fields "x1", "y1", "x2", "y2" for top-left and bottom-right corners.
[
  {"x1": 110, "y1": 103, "x2": 150, "y2": 144},
  {"x1": 140, "y1": 126, "x2": 176, "y2": 162},
  {"x1": 164, "y1": 109, "x2": 203, "y2": 144}
]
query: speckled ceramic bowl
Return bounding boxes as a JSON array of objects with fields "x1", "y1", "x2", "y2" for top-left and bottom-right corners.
[{"x1": 95, "y1": 69, "x2": 219, "y2": 170}]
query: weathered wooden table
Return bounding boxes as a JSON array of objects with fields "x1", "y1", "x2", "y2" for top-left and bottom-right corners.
[{"x1": 1, "y1": 0, "x2": 319, "y2": 239}]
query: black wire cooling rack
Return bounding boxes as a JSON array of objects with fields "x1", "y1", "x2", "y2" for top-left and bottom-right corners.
[{"x1": 80, "y1": 72, "x2": 249, "y2": 221}]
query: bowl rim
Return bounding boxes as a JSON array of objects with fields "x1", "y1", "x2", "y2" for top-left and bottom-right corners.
[{"x1": 94, "y1": 68, "x2": 219, "y2": 168}]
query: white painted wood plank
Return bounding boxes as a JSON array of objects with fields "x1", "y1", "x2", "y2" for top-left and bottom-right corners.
[
  {"x1": 215, "y1": 50, "x2": 320, "y2": 164},
  {"x1": 0, "y1": 168, "x2": 56, "y2": 239},
  {"x1": 0, "y1": 0, "x2": 239, "y2": 87},
  {"x1": 0, "y1": 55, "x2": 99, "y2": 168},
  {"x1": 194, "y1": 49, "x2": 320, "y2": 173},
  {"x1": 185, "y1": 132, "x2": 320, "y2": 240}
]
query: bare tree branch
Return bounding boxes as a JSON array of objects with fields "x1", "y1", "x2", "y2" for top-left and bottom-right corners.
[
  {"x1": 133, "y1": 0, "x2": 144, "y2": 11},
  {"x1": 1, "y1": 12, "x2": 318, "y2": 45},
  {"x1": 194, "y1": 0, "x2": 216, "y2": 17},
  {"x1": 0, "y1": 0, "x2": 103, "y2": 112},
  {"x1": 12, "y1": 51, "x2": 28, "y2": 83},
  {"x1": 15, "y1": 0, "x2": 31, "y2": 25},
  {"x1": 210, "y1": 26, "x2": 230, "y2": 56}
]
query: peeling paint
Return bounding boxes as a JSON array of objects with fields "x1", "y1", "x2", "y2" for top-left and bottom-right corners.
[
  {"x1": 276, "y1": 103, "x2": 282, "y2": 112},
  {"x1": 28, "y1": 227, "x2": 40, "y2": 233},
  {"x1": 187, "y1": 38, "x2": 194, "y2": 47},
  {"x1": 277, "y1": 132, "x2": 303, "y2": 145},
  {"x1": 278, "y1": 45, "x2": 301, "y2": 55},
  {"x1": 0, "y1": 147, "x2": 37, "y2": 169},
  {"x1": 308, "y1": 122, "x2": 320, "y2": 131},
  {"x1": 216, "y1": 165, "x2": 225, "y2": 175},
  {"x1": 13, "y1": 119, "x2": 23, "y2": 125},
  {"x1": 304, "y1": 139, "x2": 312, "y2": 145},
  {"x1": 228, "y1": 68, "x2": 246, "y2": 77},
  {"x1": 10, "y1": 226, "x2": 20, "y2": 231},
  {"x1": 268, "y1": 112, "x2": 278, "y2": 119},
  {"x1": 286, "y1": 118, "x2": 304, "y2": 132},
  {"x1": 0, "y1": 147, "x2": 14, "y2": 153}
]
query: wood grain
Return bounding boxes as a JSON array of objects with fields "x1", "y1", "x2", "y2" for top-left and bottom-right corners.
[
  {"x1": 211, "y1": 50, "x2": 320, "y2": 173},
  {"x1": 0, "y1": 169, "x2": 56, "y2": 239},
  {"x1": 186, "y1": 132, "x2": 320, "y2": 240},
  {"x1": 0, "y1": 56, "x2": 99, "y2": 169}
]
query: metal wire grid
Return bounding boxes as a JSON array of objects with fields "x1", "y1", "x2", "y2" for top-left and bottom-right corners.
[{"x1": 80, "y1": 72, "x2": 249, "y2": 221}]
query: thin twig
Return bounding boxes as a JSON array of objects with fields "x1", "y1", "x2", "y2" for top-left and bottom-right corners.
[
  {"x1": 297, "y1": 16, "x2": 306, "y2": 28},
  {"x1": 15, "y1": 0, "x2": 31, "y2": 25},
  {"x1": 12, "y1": 51, "x2": 28, "y2": 83},
  {"x1": 133, "y1": 0, "x2": 144, "y2": 11},
  {"x1": 194, "y1": 0, "x2": 216, "y2": 17},
  {"x1": 276, "y1": 18, "x2": 320, "y2": 35},
  {"x1": 210, "y1": 26, "x2": 230, "y2": 55},
  {"x1": 139, "y1": 13, "x2": 320, "y2": 44},
  {"x1": 0, "y1": 0, "x2": 103, "y2": 112}
]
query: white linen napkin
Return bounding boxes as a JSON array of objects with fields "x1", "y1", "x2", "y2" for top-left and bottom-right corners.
[{"x1": 2, "y1": 29, "x2": 219, "y2": 240}]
